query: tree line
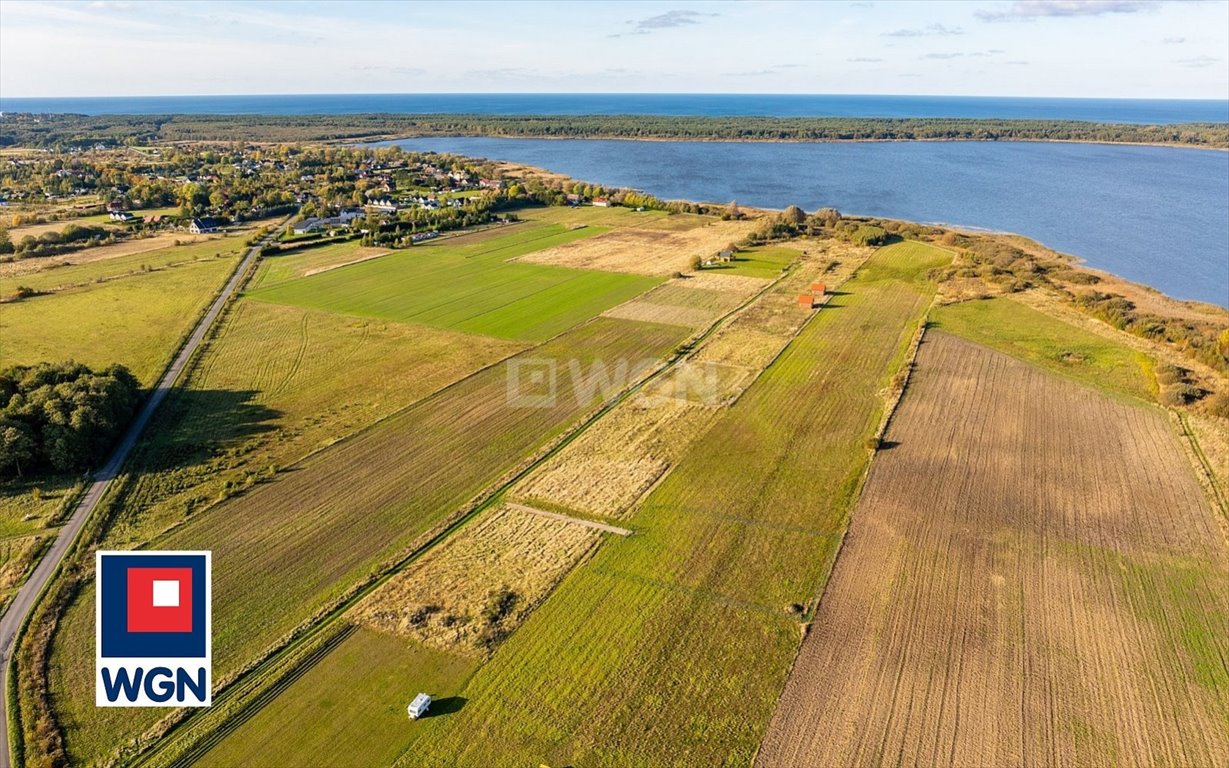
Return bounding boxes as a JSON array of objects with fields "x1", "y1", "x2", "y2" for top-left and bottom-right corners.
[
  {"x1": 0, "y1": 362, "x2": 141, "y2": 478},
  {"x1": 1, "y1": 113, "x2": 1225, "y2": 149}
]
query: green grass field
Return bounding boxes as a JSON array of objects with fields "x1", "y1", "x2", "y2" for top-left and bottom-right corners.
[
  {"x1": 248, "y1": 240, "x2": 390, "y2": 290},
  {"x1": 47, "y1": 317, "x2": 688, "y2": 766},
  {"x1": 0, "y1": 254, "x2": 241, "y2": 384},
  {"x1": 932, "y1": 297, "x2": 1156, "y2": 402},
  {"x1": 174, "y1": 242, "x2": 947, "y2": 767},
  {"x1": 710, "y1": 245, "x2": 799, "y2": 279},
  {"x1": 197, "y1": 628, "x2": 477, "y2": 768},
  {"x1": 248, "y1": 224, "x2": 662, "y2": 341}
]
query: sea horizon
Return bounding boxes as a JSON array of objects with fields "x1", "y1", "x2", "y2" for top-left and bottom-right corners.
[{"x1": 3, "y1": 92, "x2": 1227, "y2": 124}]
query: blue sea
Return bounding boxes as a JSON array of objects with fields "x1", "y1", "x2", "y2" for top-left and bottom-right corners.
[
  {"x1": 375, "y1": 137, "x2": 1229, "y2": 308},
  {"x1": 3, "y1": 93, "x2": 1228, "y2": 124}
]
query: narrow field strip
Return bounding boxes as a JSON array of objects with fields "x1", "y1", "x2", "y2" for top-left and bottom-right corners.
[{"x1": 505, "y1": 502, "x2": 633, "y2": 536}]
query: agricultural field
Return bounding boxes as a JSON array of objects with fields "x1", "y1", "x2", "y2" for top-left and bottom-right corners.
[
  {"x1": 513, "y1": 399, "x2": 719, "y2": 519},
  {"x1": 352, "y1": 504, "x2": 601, "y2": 657},
  {"x1": 932, "y1": 296, "x2": 1156, "y2": 402},
  {"x1": 757, "y1": 331, "x2": 1229, "y2": 767},
  {"x1": 0, "y1": 251, "x2": 241, "y2": 384},
  {"x1": 0, "y1": 231, "x2": 221, "y2": 281},
  {"x1": 374, "y1": 241, "x2": 952, "y2": 766},
  {"x1": 1, "y1": 234, "x2": 246, "y2": 294},
  {"x1": 522, "y1": 205, "x2": 708, "y2": 231},
  {"x1": 603, "y1": 271, "x2": 766, "y2": 329},
  {"x1": 46, "y1": 317, "x2": 688, "y2": 765},
  {"x1": 195, "y1": 628, "x2": 477, "y2": 768},
  {"x1": 247, "y1": 223, "x2": 661, "y2": 341},
  {"x1": 518, "y1": 216, "x2": 761, "y2": 275},
  {"x1": 249, "y1": 240, "x2": 393, "y2": 289}
]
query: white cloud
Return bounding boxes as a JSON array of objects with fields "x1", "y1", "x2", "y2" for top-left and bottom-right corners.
[{"x1": 977, "y1": 1, "x2": 1156, "y2": 22}]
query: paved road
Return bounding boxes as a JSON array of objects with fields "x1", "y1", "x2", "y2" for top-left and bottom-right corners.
[{"x1": 0, "y1": 227, "x2": 280, "y2": 768}]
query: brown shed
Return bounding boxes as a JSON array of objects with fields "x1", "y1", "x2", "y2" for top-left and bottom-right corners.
[
  {"x1": 798, "y1": 293, "x2": 815, "y2": 309},
  {"x1": 810, "y1": 282, "x2": 827, "y2": 295}
]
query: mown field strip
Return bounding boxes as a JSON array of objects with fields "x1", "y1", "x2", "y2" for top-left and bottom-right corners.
[
  {"x1": 506, "y1": 502, "x2": 633, "y2": 536},
  {"x1": 395, "y1": 242, "x2": 952, "y2": 767},
  {"x1": 756, "y1": 332, "x2": 1229, "y2": 768}
]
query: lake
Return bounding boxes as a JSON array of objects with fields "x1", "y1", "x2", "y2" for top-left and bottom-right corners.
[
  {"x1": 4, "y1": 93, "x2": 1227, "y2": 123},
  {"x1": 374, "y1": 137, "x2": 1229, "y2": 307}
]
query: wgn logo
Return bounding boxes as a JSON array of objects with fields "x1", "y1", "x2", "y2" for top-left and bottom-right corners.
[{"x1": 96, "y1": 551, "x2": 211, "y2": 707}]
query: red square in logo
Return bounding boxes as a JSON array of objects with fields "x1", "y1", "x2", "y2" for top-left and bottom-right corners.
[{"x1": 126, "y1": 567, "x2": 193, "y2": 633}]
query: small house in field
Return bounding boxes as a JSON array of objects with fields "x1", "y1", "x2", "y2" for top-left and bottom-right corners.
[
  {"x1": 592, "y1": 197, "x2": 610, "y2": 207},
  {"x1": 718, "y1": 249, "x2": 735, "y2": 262},
  {"x1": 407, "y1": 692, "x2": 431, "y2": 720},
  {"x1": 798, "y1": 293, "x2": 815, "y2": 309},
  {"x1": 810, "y1": 282, "x2": 826, "y2": 296}
]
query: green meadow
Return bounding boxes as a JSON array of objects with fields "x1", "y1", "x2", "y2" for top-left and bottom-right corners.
[{"x1": 248, "y1": 224, "x2": 662, "y2": 341}]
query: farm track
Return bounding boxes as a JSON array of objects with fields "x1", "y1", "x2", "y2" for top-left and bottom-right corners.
[{"x1": 756, "y1": 332, "x2": 1229, "y2": 767}]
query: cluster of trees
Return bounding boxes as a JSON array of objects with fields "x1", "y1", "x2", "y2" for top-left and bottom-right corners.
[
  {"x1": 4, "y1": 113, "x2": 1226, "y2": 149},
  {"x1": 0, "y1": 223, "x2": 112, "y2": 257},
  {"x1": 0, "y1": 362, "x2": 141, "y2": 478}
]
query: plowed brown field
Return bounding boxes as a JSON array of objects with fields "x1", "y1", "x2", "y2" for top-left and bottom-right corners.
[{"x1": 757, "y1": 331, "x2": 1229, "y2": 768}]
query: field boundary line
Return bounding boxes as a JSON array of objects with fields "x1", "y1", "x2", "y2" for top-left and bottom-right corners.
[
  {"x1": 506, "y1": 502, "x2": 632, "y2": 536},
  {"x1": 1175, "y1": 412, "x2": 1229, "y2": 523},
  {"x1": 129, "y1": 235, "x2": 799, "y2": 768}
]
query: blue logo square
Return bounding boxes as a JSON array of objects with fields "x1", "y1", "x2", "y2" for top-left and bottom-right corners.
[{"x1": 99, "y1": 553, "x2": 209, "y2": 659}]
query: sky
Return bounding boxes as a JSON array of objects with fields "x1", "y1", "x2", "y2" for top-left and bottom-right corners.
[{"x1": 1, "y1": 0, "x2": 1227, "y2": 99}]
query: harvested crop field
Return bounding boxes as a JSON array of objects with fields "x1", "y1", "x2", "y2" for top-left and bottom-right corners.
[
  {"x1": 353, "y1": 504, "x2": 600, "y2": 656},
  {"x1": 519, "y1": 218, "x2": 762, "y2": 275},
  {"x1": 524, "y1": 206, "x2": 709, "y2": 231},
  {"x1": 603, "y1": 275, "x2": 765, "y2": 328},
  {"x1": 757, "y1": 331, "x2": 1229, "y2": 768},
  {"x1": 514, "y1": 399, "x2": 718, "y2": 519}
]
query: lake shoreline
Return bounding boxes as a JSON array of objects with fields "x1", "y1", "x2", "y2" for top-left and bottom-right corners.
[{"x1": 364, "y1": 133, "x2": 1229, "y2": 152}]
